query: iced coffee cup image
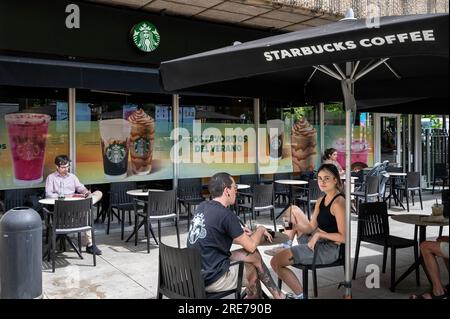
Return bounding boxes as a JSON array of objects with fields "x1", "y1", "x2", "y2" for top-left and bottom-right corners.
[
  {"x1": 267, "y1": 119, "x2": 284, "y2": 160},
  {"x1": 127, "y1": 109, "x2": 155, "y2": 175},
  {"x1": 5, "y1": 113, "x2": 51, "y2": 185},
  {"x1": 291, "y1": 117, "x2": 317, "y2": 172},
  {"x1": 99, "y1": 119, "x2": 131, "y2": 180}
]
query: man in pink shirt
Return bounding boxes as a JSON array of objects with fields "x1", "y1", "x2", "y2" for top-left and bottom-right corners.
[{"x1": 45, "y1": 155, "x2": 102, "y2": 255}]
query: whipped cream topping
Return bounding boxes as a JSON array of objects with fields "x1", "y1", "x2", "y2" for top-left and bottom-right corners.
[
  {"x1": 127, "y1": 109, "x2": 154, "y2": 125},
  {"x1": 292, "y1": 117, "x2": 316, "y2": 137}
]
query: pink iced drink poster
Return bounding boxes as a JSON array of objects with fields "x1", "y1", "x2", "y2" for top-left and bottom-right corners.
[
  {"x1": 5, "y1": 113, "x2": 51, "y2": 185},
  {"x1": 324, "y1": 125, "x2": 374, "y2": 168},
  {"x1": 333, "y1": 138, "x2": 369, "y2": 168}
]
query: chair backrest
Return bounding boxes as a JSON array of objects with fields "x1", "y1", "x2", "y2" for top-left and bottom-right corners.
[
  {"x1": 239, "y1": 174, "x2": 259, "y2": 192},
  {"x1": 54, "y1": 198, "x2": 93, "y2": 230},
  {"x1": 442, "y1": 189, "x2": 449, "y2": 218},
  {"x1": 386, "y1": 166, "x2": 403, "y2": 173},
  {"x1": 434, "y1": 163, "x2": 448, "y2": 178},
  {"x1": 147, "y1": 189, "x2": 176, "y2": 217},
  {"x1": 109, "y1": 181, "x2": 136, "y2": 205},
  {"x1": 3, "y1": 188, "x2": 42, "y2": 211},
  {"x1": 158, "y1": 242, "x2": 206, "y2": 299},
  {"x1": 273, "y1": 173, "x2": 291, "y2": 193},
  {"x1": 357, "y1": 202, "x2": 389, "y2": 240},
  {"x1": 365, "y1": 175, "x2": 380, "y2": 196},
  {"x1": 406, "y1": 172, "x2": 421, "y2": 189},
  {"x1": 307, "y1": 179, "x2": 325, "y2": 201},
  {"x1": 177, "y1": 178, "x2": 203, "y2": 200},
  {"x1": 252, "y1": 184, "x2": 274, "y2": 208}
]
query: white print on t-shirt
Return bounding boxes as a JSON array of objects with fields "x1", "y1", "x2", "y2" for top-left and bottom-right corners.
[{"x1": 189, "y1": 213, "x2": 207, "y2": 244}]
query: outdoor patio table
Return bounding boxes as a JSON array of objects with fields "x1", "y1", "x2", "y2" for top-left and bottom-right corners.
[
  {"x1": 126, "y1": 189, "x2": 164, "y2": 197},
  {"x1": 236, "y1": 183, "x2": 250, "y2": 190},
  {"x1": 390, "y1": 213, "x2": 449, "y2": 290},
  {"x1": 38, "y1": 190, "x2": 103, "y2": 206},
  {"x1": 274, "y1": 179, "x2": 308, "y2": 220},
  {"x1": 386, "y1": 172, "x2": 407, "y2": 210}
]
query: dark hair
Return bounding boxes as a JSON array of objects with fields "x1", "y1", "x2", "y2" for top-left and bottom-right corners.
[
  {"x1": 208, "y1": 172, "x2": 233, "y2": 198},
  {"x1": 322, "y1": 148, "x2": 337, "y2": 161},
  {"x1": 318, "y1": 163, "x2": 343, "y2": 192},
  {"x1": 54, "y1": 155, "x2": 71, "y2": 166}
]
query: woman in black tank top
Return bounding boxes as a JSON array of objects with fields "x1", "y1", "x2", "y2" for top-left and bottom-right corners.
[{"x1": 270, "y1": 163, "x2": 346, "y2": 299}]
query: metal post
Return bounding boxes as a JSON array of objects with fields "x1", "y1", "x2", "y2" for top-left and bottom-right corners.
[
  {"x1": 343, "y1": 62, "x2": 353, "y2": 299},
  {"x1": 320, "y1": 102, "x2": 325, "y2": 154},
  {"x1": 172, "y1": 94, "x2": 179, "y2": 190},
  {"x1": 254, "y1": 98, "x2": 260, "y2": 179},
  {"x1": 414, "y1": 115, "x2": 422, "y2": 173},
  {"x1": 69, "y1": 88, "x2": 76, "y2": 173}
]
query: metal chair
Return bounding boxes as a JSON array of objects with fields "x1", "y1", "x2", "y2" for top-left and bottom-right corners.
[
  {"x1": 273, "y1": 172, "x2": 291, "y2": 205},
  {"x1": 46, "y1": 198, "x2": 95, "y2": 272},
  {"x1": 432, "y1": 163, "x2": 449, "y2": 194},
  {"x1": 131, "y1": 190, "x2": 180, "y2": 253},
  {"x1": 177, "y1": 178, "x2": 204, "y2": 230},
  {"x1": 295, "y1": 179, "x2": 324, "y2": 219},
  {"x1": 237, "y1": 183, "x2": 276, "y2": 231},
  {"x1": 351, "y1": 175, "x2": 380, "y2": 211},
  {"x1": 107, "y1": 181, "x2": 139, "y2": 240},
  {"x1": 396, "y1": 172, "x2": 423, "y2": 212},
  {"x1": 277, "y1": 243, "x2": 345, "y2": 299},
  {"x1": 352, "y1": 202, "x2": 419, "y2": 292},
  {"x1": 157, "y1": 242, "x2": 244, "y2": 299}
]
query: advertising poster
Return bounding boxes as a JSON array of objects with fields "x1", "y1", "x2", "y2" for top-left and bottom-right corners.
[
  {"x1": 0, "y1": 113, "x2": 69, "y2": 190},
  {"x1": 324, "y1": 125, "x2": 374, "y2": 169},
  {"x1": 75, "y1": 107, "x2": 173, "y2": 185}
]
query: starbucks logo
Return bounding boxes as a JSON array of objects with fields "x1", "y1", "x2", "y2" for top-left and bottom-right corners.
[
  {"x1": 134, "y1": 138, "x2": 150, "y2": 156},
  {"x1": 131, "y1": 21, "x2": 160, "y2": 52},
  {"x1": 106, "y1": 143, "x2": 127, "y2": 164},
  {"x1": 270, "y1": 137, "x2": 281, "y2": 149},
  {"x1": 17, "y1": 141, "x2": 41, "y2": 161}
]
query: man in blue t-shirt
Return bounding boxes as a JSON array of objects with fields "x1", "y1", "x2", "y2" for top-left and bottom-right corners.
[{"x1": 187, "y1": 172, "x2": 285, "y2": 299}]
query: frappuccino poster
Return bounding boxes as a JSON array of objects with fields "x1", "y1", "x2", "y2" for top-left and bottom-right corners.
[
  {"x1": 290, "y1": 117, "x2": 320, "y2": 173},
  {"x1": 0, "y1": 114, "x2": 69, "y2": 190},
  {"x1": 75, "y1": 107, "x2": 173, "y2": 185}
]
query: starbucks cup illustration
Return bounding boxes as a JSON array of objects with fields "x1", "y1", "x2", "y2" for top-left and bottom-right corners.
[
  {"x1": 127, "y1": 109, "x2": 155, "y2": 175},
  {"x1": 99, "y1": 119, "x2": 132, "y2": 180},
  {"x1": 267, "y1": 119, "x2": 284, "y2": 160},
  {"x1": 5, "y1": 113, "x2": 51, "y2": 185}
]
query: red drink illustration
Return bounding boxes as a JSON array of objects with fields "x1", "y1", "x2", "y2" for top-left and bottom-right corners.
[
  {"x1": 333, "y1": 138, "x2": 368, "y2": 167},
  {"x1": 5, "y1": 113, "x2": 51, "y2": 185}
]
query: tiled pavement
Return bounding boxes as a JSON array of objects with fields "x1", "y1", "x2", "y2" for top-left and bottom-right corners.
[{"x1": 41, "y1": 189, "x2": 448, "y2": 299}]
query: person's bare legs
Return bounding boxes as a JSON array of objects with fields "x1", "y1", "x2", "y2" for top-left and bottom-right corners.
[
  {"x1": 436, "y1": 236, "x2": 449, "y2": 270},
  {"x1": 271, "y1": 248, "x2": 302, "y2": 295},
  {"x1": 283, "y1": 205, "x2": 309, "y2": 240},
  {"x1": 420, "y1": 240, "x2": 446, "y2": 297},
  {"x1": 232, "y1": 248, "x2": 284, "y2": 299}
]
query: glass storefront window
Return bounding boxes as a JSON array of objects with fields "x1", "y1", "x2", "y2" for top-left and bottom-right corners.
[
  {"x1": 75, "y1": 90, "x2": 173, "y2": 185},
  {"x1": 178, "y1": 96, "x2": 256, "y2": 178},
  {"x1": 0, "y1": 87, "x2": 69, "y2": 189}
]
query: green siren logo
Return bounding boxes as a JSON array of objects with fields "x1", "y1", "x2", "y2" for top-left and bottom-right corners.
[
  {"x1": 106, "y1": 143, "x2": 127, "y2": 164},
  {"x1": 132, "y1": 21, "x2": 160, "y2": 52},
  {"x1": 134, "y1": 137, "x2": 150, "y2": 157}
]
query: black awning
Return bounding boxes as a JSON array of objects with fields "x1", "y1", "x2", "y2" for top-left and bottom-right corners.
[{"x1": 0, "y1": 55, "x2": 164, "y2": 94}]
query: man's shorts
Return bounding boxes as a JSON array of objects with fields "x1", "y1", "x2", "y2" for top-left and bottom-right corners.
[
  {"x1": 205, "y1": 264, "x2": 248, "y2": 293},
  {"x1": 290, "y1": 234, "x2": 340, "y2": 265},
  {"x1": 440, "y1": 242, "x2": 449, "y2": 259}
]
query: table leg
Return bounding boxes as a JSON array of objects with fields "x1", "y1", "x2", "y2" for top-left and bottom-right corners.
[{"x1": 275, "y1": 185, "x2": 293, "y2": 220}]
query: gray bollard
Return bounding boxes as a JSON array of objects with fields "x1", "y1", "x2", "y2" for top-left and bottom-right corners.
[{"x1": 0, "y1": 207, "x2": 42, "y2": 299}]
